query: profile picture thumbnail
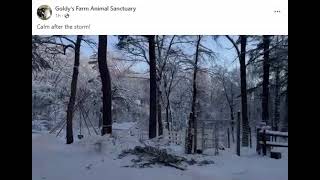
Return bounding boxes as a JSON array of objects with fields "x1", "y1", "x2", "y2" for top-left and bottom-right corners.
[{"x1": 37, "y1": 5, "x2": 52, "y2": 20}]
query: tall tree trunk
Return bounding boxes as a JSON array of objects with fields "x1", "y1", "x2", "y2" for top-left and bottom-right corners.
[
  {"x1": 230, "y1": 83, "x2": 235, "y2": 143},
  {"x1": 185, "y1": 112, "x2": 193, "y2": 154},
  {"x1": 221, "y1": 76, "x2": 235, "y2": 143},
  {"x1": 66, "y1": 35, "x2": 82, "y2": 144},
  {"x1": 230, "y1": 105, "x2": 235, "y2": 143},
  {"x1": 165, "y1": 102, "x2": 170, "y2": 131},
  {"x1": 164, "y1": 73, "x2": 173, "y2": 132},
  {"x1": 98, "y1": 35, "x2": 112, "y2": 135},
  {"x1": 273, "y1": 64, "x2": 280, "y2": 131},
  {"x1": 186, "y1": 35, "x2": 201, "y2": 154},
  {"x1": 157, "y1": 87, "x2": 163, "y2": 136},
  {"x1": 164, "y1": 75, "x2": 170, "y2": 131},
  {"x1": 283, "y1": 36, "x2": 288, "y2": 131},
  {"x1": 155, "y1": 36, "x2": 164, "y2": 136},
  {"x1": 148, "y1": 35, "x2": 157, "y2": 139},
  {"x1": 284, "y1": 84, "x2": 288, "y2": 131},
  {"x1": 262, "y1": 35, "x2": 271, "y2": 125},
  {"x1": 239, "y1": 35, "x2": 249, "y2": 147},
  {"x1": 165, "y1": 91, "x2": 172, "y2": 132}
]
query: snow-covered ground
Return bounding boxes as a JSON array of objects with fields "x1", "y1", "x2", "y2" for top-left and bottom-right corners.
[{"x1": 32, "y1": 126, "x2": 288, "y2": 180}]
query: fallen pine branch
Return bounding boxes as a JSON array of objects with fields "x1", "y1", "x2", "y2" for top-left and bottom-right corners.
[{"x1": 118, "y1": 146, "x2": 214, "y2": 171}]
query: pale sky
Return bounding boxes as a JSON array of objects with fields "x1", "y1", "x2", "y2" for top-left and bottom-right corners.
[{"x1": 79, "y1": 35, "x2": 239, "y2": 73}]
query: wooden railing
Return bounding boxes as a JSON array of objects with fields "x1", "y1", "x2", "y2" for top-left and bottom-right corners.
[{"x1": 257, "y1": 127, "x2": 288, "y2": 156}]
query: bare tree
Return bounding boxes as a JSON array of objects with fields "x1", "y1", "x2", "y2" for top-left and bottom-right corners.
[
  {"x1": 32, "y1": 35, "x2": 71, "y2": 72},
  {"x1": 117, "y1": 35, "x2": 188, "y2": 134},
  {"x1": 262, "y1": 35, "x2": 271, "y2": 125},
  {"x1": 273, "y1": 62, "x2": 280, "y2": 131},
  {"x1": 163, "y1": 61, "x2": 180, "y2": 131},
  {"x1": 213, "y1": 68, "x2": 236, "y2": 143},
  {"x1": 225, "y1": 35, "x2": 250, "y2": 147},
  {"x1": 239, "y1": 36, "x2": 250, "y2": 147},
  {"x1": 147, "y1": 35, "x2": 157, "y2": 139},
  {"x1": 98, "y1": 35, "x2": 112, "y2": 135},
  {"x1": 66, "y1": 35, "x2": 83, "y2": 144},
  {"x1": 272, "y1": 36, "x2": 288, "y2": 131},
  {"x1": 186, "y1": 35, "x2": 202, "y2": 154}
]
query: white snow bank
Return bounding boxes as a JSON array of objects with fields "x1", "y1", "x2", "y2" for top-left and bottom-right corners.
[{"x1": 33, "y1": 132, "x2": 288, "y2": 180}]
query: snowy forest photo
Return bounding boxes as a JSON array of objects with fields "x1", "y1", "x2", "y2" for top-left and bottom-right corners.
[{"x1": 32, "y1": 35, "x2": 288, "y2": 180}]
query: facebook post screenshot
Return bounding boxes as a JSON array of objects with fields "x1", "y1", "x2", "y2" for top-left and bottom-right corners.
[{"x1": 32, "y1": 0, "x2": 288, "y2": 180}]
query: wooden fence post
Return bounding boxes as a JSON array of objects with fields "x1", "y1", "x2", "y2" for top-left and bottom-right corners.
[
  {"x1": 262, "y1": 129, "x2": 267, "y2": 156},
  {"x1": 256, "y1": 127, "x2": 261, "y2": 154},
  {"x1": 227, "y1": 128, "x2": 230, "y2": 148},
  {"x1": 249, "y1": 127, "x2": 252, "y2": 148},
  {"x1": 214, "y1": 124, "x2": 219, "y2": 155},
  {"x1": 236, "y1": 112, "x2": 241, "y2": 156},
  {"x1": 202, "y1": 122, "x2": 205, "y2": 150}
]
